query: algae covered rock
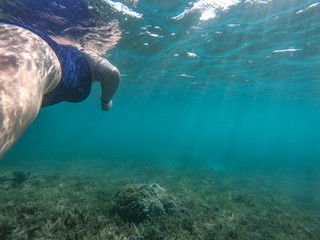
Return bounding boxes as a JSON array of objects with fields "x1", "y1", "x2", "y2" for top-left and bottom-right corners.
[
  {"x1": 0, "y1": 170, "x2": 30, "y2": 190},
  {"x1": 114, "y1": 183, "x2": 179, "y2": 223}
]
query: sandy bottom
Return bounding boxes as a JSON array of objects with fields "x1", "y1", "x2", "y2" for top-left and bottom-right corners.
[{"x1": 0, "y1": 156, "x2": 319, "y2": 239}]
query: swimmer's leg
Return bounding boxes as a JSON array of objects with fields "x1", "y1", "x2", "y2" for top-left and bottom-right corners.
[{"x1": 0, "y1": 24, "x2": 61, "y2": 159}]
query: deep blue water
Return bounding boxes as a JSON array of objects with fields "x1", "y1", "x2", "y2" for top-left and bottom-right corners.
[{"x1": 1, "y1": 0, "x2": 320, "y2": 170}]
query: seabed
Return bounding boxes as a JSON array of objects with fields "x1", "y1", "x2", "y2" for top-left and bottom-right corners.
[{"x1": 0, "y1": 157, "x2": 319, "y2": 239}]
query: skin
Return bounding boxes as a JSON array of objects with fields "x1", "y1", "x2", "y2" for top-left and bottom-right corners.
[
  {"x1": 81, "y1": 49, "x2": 120, "y2": 111},
  {"x1": 0, "y1": 23, "x2": 120, "y2": 159}
]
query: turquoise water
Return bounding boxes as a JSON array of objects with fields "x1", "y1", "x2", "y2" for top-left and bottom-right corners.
[
  {"x1": 1, "y1": 1, "x2": 320, "y2": 238},
  {"x1": 3, "y1": 0, "x2": 320, "y2": 169}
]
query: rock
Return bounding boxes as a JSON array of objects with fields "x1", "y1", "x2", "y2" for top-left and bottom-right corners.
[
  {"x1": 0, "y1": 170, "x2": 30, "y2": 190},
  {"x1": 114, "y1": 183, "x2": 179, "y2": 223}
]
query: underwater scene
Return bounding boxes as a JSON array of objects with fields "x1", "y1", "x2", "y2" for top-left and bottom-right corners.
[{"x1": 0, "y1": 0, "x2": 320, "y2": 239}]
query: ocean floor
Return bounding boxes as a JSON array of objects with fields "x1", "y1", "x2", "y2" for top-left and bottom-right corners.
[{"x1": 0, "y1": 156, "x2": 319, "y2": 239}]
